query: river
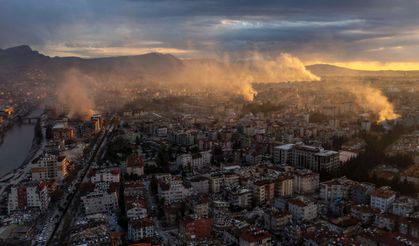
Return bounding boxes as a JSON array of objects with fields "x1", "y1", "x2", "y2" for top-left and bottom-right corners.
[{"x1": 0, "y1": 107, "x2": 43, "y2": 177}]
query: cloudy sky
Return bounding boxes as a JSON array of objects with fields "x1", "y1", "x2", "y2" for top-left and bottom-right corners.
[{"x1": 1, "y1": 0, "x2": 419, "y2": 70}]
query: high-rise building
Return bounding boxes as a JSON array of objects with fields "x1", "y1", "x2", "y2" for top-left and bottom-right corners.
[
  {"x1": 274, "y1": 143, "x2": 339, "y2": 173},
  {"x1": 31, "y1": 153, "x2": 71, "y2": 183},
  {"x1": 8, "y1": 181, "x2": 50, "y2": 213}
]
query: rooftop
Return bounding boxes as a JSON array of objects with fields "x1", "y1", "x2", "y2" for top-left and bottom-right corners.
[{"x1": 240, "y1": 229, "x2": 271, "y2": 243}]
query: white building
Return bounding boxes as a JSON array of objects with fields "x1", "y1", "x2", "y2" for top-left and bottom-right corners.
[
  {"x1": 90, "y1": 168, "x2": 120, "y2": 183},
  {"x1": 339, "y1": 150, "x2": 358, "y2": 165},
  {"x1": 81, "y1": 187, "x2": 119, "y2": 215},
  {"x1": 158, "y1": 174, "x2": 192, "y2": 204},
  {"x1": 188, "y1": 176, "x2": 210, "y2": 194},
  {"x1": 245, "y1": 152, "x2": 263, "y2": 165},
  {"x1": 288, "y1": 197, "x2": 317, "y2": 221},
  {"x1": 31, "y1": 153, "x2": 71, "y2": 183},
  {"x1": 252, "y1": 180, "x2": 275, "y2": 205},
  {"x1": 224, "y1": 173, "x2": 240, "y2": 187},
  {"x1": 351, "y1": 204, "x2": 380, "y2": 224},
  {"x1": 319, "y1": 177, "x2": 353, "y2": 203},
  {"x1": 176, "y1": 151, "x2": 212, "y2": 170},
  {"x1": 209, "y1": 174, "x2": 223, "y2": 193},
  {"x1": 209, "y1": 173, "x2": 240, "y2": 193},
  {"x1": 127, "y1": 218, "x2": 155, "y2": 241},
  {"x1": 156, "y1": 127, "x2": 167, "y2": 137},
  {"x1": 293, "y1": 169, "x2": 319, "y2": 194},
  {"x1": 168, "y1": 131, "x2": 195, "y2": 146},
  {"x1": 176, "y1": 153, "x2": 192, "y2": 167},
  {"x1": 186, "y1": 195, "x2": 210, "y2": 218},
  {"x1": 264, "y1": 209, "x2": 292, "y2": 234},
  {"x1": 8, "y1": 181, "x2": 50, "y2": 213},
  {"x1": 126, "y1": 153, "x2": 144, "y2": 176},
  {"x1": 228, "y1": 188, "x2": 252, "y2": 208},
  {"x1": 370, "y1": 187, "x2": 396, "y2": 212},
  {"x1": 191, "y1": 151, "x2": 211, "y2": 169},
  {"x1": 273, "y1": 144, "x2": 294, "y2": 164},
  {"x1": 392, "y1": 197, "x2": 417, "y2": 217},
  {"x1": 274, "y1": 143, "x2": 339, "y2": 172},
  {"x1": 275, "y1": 175, "x2": 294, "y2": 197},
  {"x1": 291, "y1": 144, "x2": 339, "y2": 173},
  {"x1": 127, "y1": 203, "x2": 148, "y2": 221}
]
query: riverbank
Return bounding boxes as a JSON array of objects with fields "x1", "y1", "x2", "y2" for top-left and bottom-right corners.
[
  {"x1": 0, "y1": 141, "x2": 40, "y2": 180},
  {"x1": 0, "y1": 104, "x2": 35, "y2": 142},
  {"x1": 0, "y1": 132, "x2": 42, "y2": 198},
  {"x1": 0, "y1": 106, "x2": 43, "y2": 179}
]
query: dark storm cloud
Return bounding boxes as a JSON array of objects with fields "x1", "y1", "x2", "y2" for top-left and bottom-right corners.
[{"x1": 1, "y1": 0, "x2": 419, "y2": 62}]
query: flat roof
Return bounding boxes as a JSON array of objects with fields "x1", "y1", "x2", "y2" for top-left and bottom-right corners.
[{"x1": 275, "y1": 144, "x2": 295, "y2": 150}]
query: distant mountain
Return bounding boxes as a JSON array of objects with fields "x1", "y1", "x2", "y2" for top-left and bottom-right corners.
[
  {"x1": 0, "y1": 45, "x2": 48, "y2": 64},
  {"x1": 0, "y1": 45, "x2": 181, "y2": 68},
  {"x1": 0, "y1": 45, "x2": 37, "y2": 56},
  {"x1": 0, "y1": 45, "x2": 183, "y2": 84},
  {"x1": 306, "y1": 63, "x2": 419, "y2": 77},
  {"x1": 306, "y1": 64, "x2": 360, "y2": 76},
  {"x1": 1, "y1": 45, "x2": 419, "y2": 85}
]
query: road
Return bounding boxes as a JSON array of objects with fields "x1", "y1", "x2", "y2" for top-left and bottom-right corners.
[
  {"x1": 46, "y1": 118, "x2": 116, "y2": 245},
  {"x1": 143, "y1": 178, "x2": 181, "y2": 246}
]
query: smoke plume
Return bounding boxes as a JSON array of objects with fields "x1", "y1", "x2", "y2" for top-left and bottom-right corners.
[
  {"x1": 347, "y1": 84, "x2": 400, "y2": 122},
  {"x1": 244, "y1": 53, "x2": 320, "y2": 82},
  {"x1": 51, "y1": 52, "x2": 399, "y2": 123},
  {"x1": 57, "y1": 69, "x2": 95, "y2": 120},
  {"x1": 334, "y1": 78, "x2": 400, "y2": 123},
  {"x1": 175, "y1": 52, "x2": 320, "y2": 101}
]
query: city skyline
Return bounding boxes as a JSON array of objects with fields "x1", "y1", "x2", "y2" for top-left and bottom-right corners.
[{"x1": 0, "y1": 1, "x2": 418, "y2": 245}]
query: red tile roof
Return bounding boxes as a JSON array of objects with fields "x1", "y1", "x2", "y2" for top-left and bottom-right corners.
[
  {"x1": 127, "y1": 153, "x2": 144, "y2": 168},
  {"x1": 240, "y1": 229, "x2": 271, "y2": 243}
]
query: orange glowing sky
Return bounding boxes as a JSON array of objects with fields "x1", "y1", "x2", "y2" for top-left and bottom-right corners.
[
  {"x1": 308, "y1": 61, "x2": 419, "y2": 71},
  {"x1": 2, "y1": 0, "x2": 419, "y2": 71}
]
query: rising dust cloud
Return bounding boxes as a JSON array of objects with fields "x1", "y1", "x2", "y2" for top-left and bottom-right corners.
[
  {"x1": 347, "y1": 84, "x2": 400, "y2": 122},
  {"x1": 174, "y1": 52, "x2": 320, "y2": 101},
  {"x1": 57, "y1": 69, "x2": 95, "y2": 120},
  {"x1": 54, "y1": 52, "x2": 399, "y2": 123}
]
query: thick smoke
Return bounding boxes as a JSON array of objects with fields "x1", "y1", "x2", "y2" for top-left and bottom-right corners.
[
  {"x1": 244, "y1": 53, "x2": 320, "y2": 82},
  {"x1": 347, "y1": 83, "x2": 400, "y2": 122},
  {"x1": 57, "y1": 69, "x2": 95, "y2": 120},
  {"x1": 51, "y1": 52, "x2": 399, "y2": 123},
  {"x1": 175, "y1": 52, "x2": 320, "y2": 101},
  {"x1": 326, "y1": 76, "x2": 400, "y2": 122}
]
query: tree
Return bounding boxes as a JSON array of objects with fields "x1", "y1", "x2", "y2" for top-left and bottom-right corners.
[
  {"x1": 34, "y1": 120, "x2": 43, "y2": 144},
  {"x1": 189, "y1": 146, "x2": 199, "y2": 154},
  {"x1": 212, "y1": 145, "x2": 224, "y2": 165},
  {"x1": 45, "y1": 124, "x2": 53, "y2": 139},
  {"x1": 117, "y1": 215, "x2": 128, "y2": 230},
  {"x1": 106, "y1": 136, "x2": 133, "y2": 162},
  {"x1": 150, "y1": 175, "x2": 158, "y2": 195},
  {"x1": 157, "y1": 197, "x2": 165, "y2": 218},
  {"x1": 385, "y1": 154, "x2": 414, "y2": 168},
  {"x1": 232, "y1": 133, "x2": 242, "y2": 150},
  {"x1": 342, "y1": 124, "x2": 413, "y2": 183},
  {"x1": 50, "y1": 189, "x2": 64, "y2": 203},
  {"x1": 398, "y1": 180, "x2": 417, "y2": 196},
  {"x1": 156, "y1": 145, "x2": 170, "y2": 172},
  {"x1": 331, "y1": 135, "x2": 347, "y2": 150}
]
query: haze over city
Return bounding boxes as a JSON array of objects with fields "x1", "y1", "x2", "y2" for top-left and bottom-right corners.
[{"x1": 0, "y1": 1, "x2": 418, "y2": 246}]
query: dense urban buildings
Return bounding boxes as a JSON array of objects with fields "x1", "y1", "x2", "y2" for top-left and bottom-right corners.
[{"x1": 0, "y1": 1, "x2": 419, "y2": 245}]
